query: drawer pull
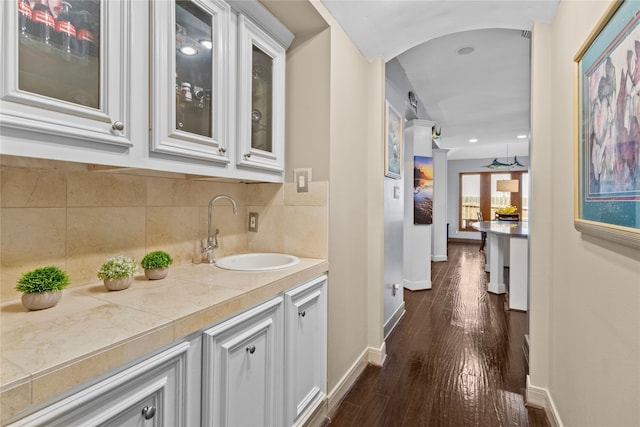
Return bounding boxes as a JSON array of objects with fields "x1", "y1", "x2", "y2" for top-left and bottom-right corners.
[
  {"x1": 141, "y1": 405, "x2": 156, "y2": 420},
  {"x1": 246, "y1": 345, "x2": 256, "y2": 354},
  {"x1": 298, "y1": 310, "x2": 306, "y2": 317},
  {"x1": 111, "y1": 121, "x2": 125, "y2": 131}
]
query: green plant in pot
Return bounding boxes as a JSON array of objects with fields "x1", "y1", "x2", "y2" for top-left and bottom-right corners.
[
  {"x1": 141, "y1": 250, "x2": 173, "y2": 280},
  {"x1": 98, "y1": 255, "x2": 137, "y2": 291},
  {"x1": 16, "y1": 265, "x2": 70, "y2": 310}
]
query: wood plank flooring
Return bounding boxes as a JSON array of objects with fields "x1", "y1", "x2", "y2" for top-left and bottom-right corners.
[{"x1": 328, "y1": 242, "x2": 549, "y2": 427}]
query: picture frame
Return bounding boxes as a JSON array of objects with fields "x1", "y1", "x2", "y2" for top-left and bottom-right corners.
[
  {"x1": 413, "y1": 156, "x2": 433, "y2": 225},
  {"x1": 385, "y1": 100, "x2": 403, "y2": 179},
  {"x1": 574, "y1": 0, "x2": 640, "y2": 248}
]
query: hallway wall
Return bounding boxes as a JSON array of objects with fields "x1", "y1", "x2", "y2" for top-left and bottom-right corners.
[{"x1": 530, "y1": 1, "x2": 640, "y2": 425}]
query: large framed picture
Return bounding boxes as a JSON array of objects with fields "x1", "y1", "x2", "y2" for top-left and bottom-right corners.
[
  {"x1": 385, "y1": 100, "x2": 403, "y2": 179},
  {"x1": 413, "y1": 156, "x2": 433, "y2": 225},
  {"x1": 574, "y1": 0, "x2": 640, "y2": 248}
]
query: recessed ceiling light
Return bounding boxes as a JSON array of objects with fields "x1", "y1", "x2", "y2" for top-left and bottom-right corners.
[
  {"x1": 469, "y1": 138, "x2": 478, "y2": 143},
  {"x1": 517, "y1": 134, "x2": 527, "y2": 139},
  {"x1": 179, "y1": 45, "x2": 198, "y2": 56},
  {"x1": 457, "y1": 46, "x2": 475, "y2": 55},
  {"x1": 199, "y1": 39, "x2": 212, "y2": 50}
]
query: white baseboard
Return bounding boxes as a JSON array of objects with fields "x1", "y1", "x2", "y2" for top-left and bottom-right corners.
[
  {"x1": 367, "y1": 341, "x2": 386, "y2": 366},
  {"x1": 384, "y1": 303, "x2": 405, "y2": 339},
  {"x1": 526, "y1": 375, "x2": 564, "y2": 427},
  {"x1": 403, "y1": 279, "x2": 432, "y2": 291},
  {"x1": 298, "y1": 397, "x2": 328, "y2": 427},
  {"x1": 327, "y1": 348, "x2": 369, "y2": 417},
  {"x1": 432, "y1": 255, "x2": 447, "y2": 262},
  {"x1": 326, "y1": 340, "x2": 387, "y2": 420}
]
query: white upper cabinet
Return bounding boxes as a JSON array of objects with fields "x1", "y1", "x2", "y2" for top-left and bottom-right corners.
[
  {"x1": 1, "y1": 0, "x2": 292, "y2": 181},
  {"x1": 0, "y1": 0, "x2": 133, "y2": 150},
  {"x1": 149, "y1": 0, "x2": 230, "y2": 163},
  {"x1": 236, "y1": 13, "x2": 286, "y2": 172}
]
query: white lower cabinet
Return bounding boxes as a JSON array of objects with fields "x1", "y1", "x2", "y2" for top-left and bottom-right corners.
[
  {"x1": 9, "y1": 275, "x2": 328, "y2": 427},
  {"x1": 201, "y1": 275, "x2": 328, "y2": 427},
  {"x1": 284, "y1": 276, "x2": 327, "y2": 427},
  {"x1": 9, "y1": 340, "x2": 196, "y2": 427},
  {"x1": 202, "y1": 296, "x2": 284, "y2": 427}
]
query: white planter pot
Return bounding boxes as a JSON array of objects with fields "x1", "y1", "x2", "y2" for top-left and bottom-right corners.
[
  {"x1": 144, "y1": 268, "x2": 168, "y2": 280},
  {"x1": 21, "y1": 291, "x2": 62, "y2": 310},
  {"x1": 103, "y1": 277, "x2": 133, "y2": 291}
]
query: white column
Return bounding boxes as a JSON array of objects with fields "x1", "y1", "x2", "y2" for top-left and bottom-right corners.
[
  {"x1": 403, "y1": 120, "x2": 434, "y2": 291},
  {"x1": 508, "y1": 236, "x2": 528, "y2": 310},
  {"x1": 432, "y1": 148, "x2": 448, "y2": 262},
  {"x1": 487, "y1": 233, "x2": 507, "y2": 294}
]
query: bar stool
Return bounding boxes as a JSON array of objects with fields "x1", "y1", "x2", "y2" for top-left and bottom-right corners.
[{"x1": 477, "y1": 212, "x2": 487, "y2": 251}]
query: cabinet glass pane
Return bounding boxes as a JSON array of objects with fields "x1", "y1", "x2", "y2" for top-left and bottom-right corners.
[
  {"x1": 18, "y1": 0, "x2": 100, "y2": 108},
  {"x1": 175, "y1": 0, "x2": 213, "y2": 138},
  {"x1": 251, "y1": 45, "x2": 273, "y2": 153}
]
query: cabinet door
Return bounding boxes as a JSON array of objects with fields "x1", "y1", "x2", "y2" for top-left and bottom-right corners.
[
  {"x1": 9, "y1": 342, "x2": 191, "y2": 427},
  {"x1": 236, "y1": 14, "x2": 286, "y2": 172},
  {"x1": 202, "y1": 296, "x2": 283, "y2": 427},
  {"x1": 150, "y1": 0, "x2": 230, "y2": 163},
  {"x1": 285, "y1": 276, "x2": 327, "y2": 426},
  {"x1": 0, "y1": 0, "x2": 133, "y2": 149}
]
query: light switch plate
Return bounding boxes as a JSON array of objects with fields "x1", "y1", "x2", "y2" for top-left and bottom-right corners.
[
  {"x1": 248, "y1": 212, "x2": 259, "y2": 232},
  {"x1": 294, "y1": 168, "x2": 310, "y2": 193}
]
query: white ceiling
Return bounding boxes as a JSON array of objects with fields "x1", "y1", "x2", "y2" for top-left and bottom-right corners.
[{"x1": 320, "y1": 0, "x2": 561, "y2": 160}]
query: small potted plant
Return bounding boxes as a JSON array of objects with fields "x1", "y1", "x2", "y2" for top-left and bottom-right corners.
[
  {"x1": 98, "y1": 255, "x2": 137, "y2": 291},
  {"x1": 16, "y1": 265, "x2": 70, "y2": 310},
  {"x1": 141, "y1": 250, "x2": 173, "y2": 280}
]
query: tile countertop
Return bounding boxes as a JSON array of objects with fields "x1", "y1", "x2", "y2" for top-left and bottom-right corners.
[{"x1": 0, "y1": 257, "x2": 329, "y2": 424}]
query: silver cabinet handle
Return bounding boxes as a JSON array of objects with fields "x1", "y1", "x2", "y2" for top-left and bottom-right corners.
[
  {"x1": 141, "y1": 405, "x2": 156, "y2": 420},
  {"x1": 298, "y1": 311, "x2": 306, "y2": 317},
  {"x1": 246, "y1": 345, "x2": 256, "y2": 354},
  {"x1": 112, "y1": 121, "x2": 125, "y2": 131}
]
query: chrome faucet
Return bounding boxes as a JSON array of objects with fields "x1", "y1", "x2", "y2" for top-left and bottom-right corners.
[{"x1": 204, "y1": 194, "x2": 238, "y2": 264}]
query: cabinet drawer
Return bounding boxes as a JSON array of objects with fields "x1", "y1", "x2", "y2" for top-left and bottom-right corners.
[{"x1": 9, "y1": 342, "x2": 191, "y2": 427}]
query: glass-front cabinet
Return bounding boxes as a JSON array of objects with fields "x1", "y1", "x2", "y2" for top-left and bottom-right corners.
[
  {"x1": 237, "y1": 14, "x2": 286, "y2": 172},
  {"x1": 1, "y1": 0, "x2": 292, "y2": 180},
  {"x1": 0, "y1": 0, "x2": 132, "y2": 148},
  {"x1": 150, "y1": 0, "x2": 230, "y2": 163}
]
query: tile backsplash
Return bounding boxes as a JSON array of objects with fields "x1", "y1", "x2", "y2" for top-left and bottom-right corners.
[{"x1": 0, "y1": 156, "x2": 328, "y2": 301}]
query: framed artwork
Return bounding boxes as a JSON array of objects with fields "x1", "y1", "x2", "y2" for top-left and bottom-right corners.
[
  {"x1": 574, "y1": 0, "x2": 640, "y2": 248},
  {"x1": 385, "y1": 100, "x2": 403, "y2": 179},
  {"x1": 413, "y1": 156, "x2": 433, "y2": 224}
]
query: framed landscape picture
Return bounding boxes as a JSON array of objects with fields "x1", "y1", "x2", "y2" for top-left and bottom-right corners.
[
  {"x1": 574, "y1": 0, "x2": 640, "y2": 248},
  {"x1": 413, "y1": 156, "x2": 433, "y2": 225},
  {"x1": 385, "y1": 101, "x2": 403, "y2": 179}
]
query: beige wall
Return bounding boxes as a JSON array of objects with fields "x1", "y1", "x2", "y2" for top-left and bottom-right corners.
[
  {"x1": 308, "y1": 2, "x2": 386, "y2": 393},
  {"x1": 530, "y1": 1, "x2": 640, "y2": 425},
  {"x1": 285, "y1": 27, "x2": 331, "y2": 182},
  {"x1": 0, "y1": 156, "x2": 328, "y2": 301}
]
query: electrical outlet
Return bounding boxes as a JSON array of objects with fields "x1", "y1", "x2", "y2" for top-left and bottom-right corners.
[{"x1": 248, "y1": 212, "x2": 259, "y2": 232}]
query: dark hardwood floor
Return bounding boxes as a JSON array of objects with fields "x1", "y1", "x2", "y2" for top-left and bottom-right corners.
[{"x1": 328, "y1": 242, "x2": 549, "y2": 427}]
